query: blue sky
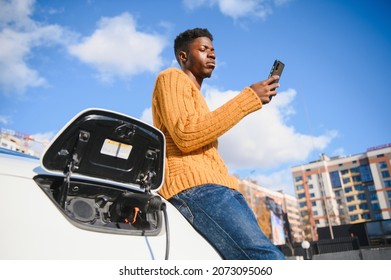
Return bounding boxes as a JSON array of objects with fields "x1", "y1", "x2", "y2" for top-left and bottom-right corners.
[{"x1": 1, "y1": 0, "x2": 390, "y2": 195}]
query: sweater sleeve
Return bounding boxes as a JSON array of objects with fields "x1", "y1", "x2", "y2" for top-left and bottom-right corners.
[{"x1": 153, "y1": 68, "x2": 262, "y2": 153}]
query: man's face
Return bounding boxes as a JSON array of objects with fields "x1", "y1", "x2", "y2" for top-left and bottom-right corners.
[{"x1": 183, "y1": 36, "x2": 215, "y2": 79}]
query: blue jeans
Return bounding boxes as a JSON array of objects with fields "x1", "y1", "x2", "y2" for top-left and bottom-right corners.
[{"x1": 169, "y1": 184, "x2": 285, "y2": 260}]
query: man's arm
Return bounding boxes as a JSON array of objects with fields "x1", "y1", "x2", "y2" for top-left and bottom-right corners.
[{"x1": 153, "y1": 69, "x2": 262, "y2": 153}]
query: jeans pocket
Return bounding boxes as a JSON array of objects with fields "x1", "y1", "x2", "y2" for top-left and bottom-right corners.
[{"x1": 169, "y1": 195, "x2": 194, "y2": 223}]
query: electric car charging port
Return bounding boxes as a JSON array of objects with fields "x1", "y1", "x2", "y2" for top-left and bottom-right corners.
[{"x1": 34, "y1": 175, "x2": 162, "y2": 236}]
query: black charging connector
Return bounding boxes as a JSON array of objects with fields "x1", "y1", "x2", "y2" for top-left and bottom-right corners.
[
  {"x1": 109, "y1": 192, "x2": 162, "y2": 222},
  {"x1": 109, "y1": 192, "x2": 170, "y2": 259}
]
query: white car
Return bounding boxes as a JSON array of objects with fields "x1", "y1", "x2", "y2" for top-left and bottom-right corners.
[{"x1": 0, "y1": 109, "x2": 220, "y2": 260}]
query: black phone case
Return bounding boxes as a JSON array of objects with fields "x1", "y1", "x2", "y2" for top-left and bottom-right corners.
[{"x1": 268, "y1": 60, "x2": 285, "y2": 82}]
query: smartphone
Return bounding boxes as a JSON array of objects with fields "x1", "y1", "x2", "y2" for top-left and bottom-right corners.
[
  {"x1": 268, "y1": 59, "x2": 285, "y2": 82},
  {"x1": 268, "y1": 59, "x2": 285, "y2": 100}
]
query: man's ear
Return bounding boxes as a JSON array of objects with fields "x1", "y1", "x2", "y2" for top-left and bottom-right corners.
[{"x1": 179, "y1": 51, "x2": 187, "y2": 63}]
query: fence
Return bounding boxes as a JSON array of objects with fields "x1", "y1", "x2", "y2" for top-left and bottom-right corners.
[{"x1": 278, "y1": 236, "x2": 361, "y2": 259}]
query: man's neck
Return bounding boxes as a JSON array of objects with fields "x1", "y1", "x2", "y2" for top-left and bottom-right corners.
[{"x1": 182, "y1": 69, "x2": 203, "y2": 90}]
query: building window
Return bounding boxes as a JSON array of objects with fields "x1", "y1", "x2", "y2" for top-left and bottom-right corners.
[
  {"x1": 348, "y1": 205, "x2": 357, "y2": 211},
  {"x1": 359, "y1": 165, "x2": 373, "y2": 182},
  {"x1": 329, "y1": 171, "x2": 342, "y2": 188},
  {"x1": 298, "y1": 193, "x2": 305, "y2": 199},
  {"x1": 381, "y1": 170, "x2": 390, "y2": 178},
  {"x1": 337, "y1": 199, "x2": 342, "y2": 204},
  {"x1": 367, "y1": 185, "x2": 376, "y2": 191},
  {"x1": 361, "y1": 213, "x2": 370, "y2": 219},
  {"x1": 295, "y1": 176, "x2": 303, "y2": 182},
  {"x1": 379, "y1": 161, "x2": 388, "y2": 169},
  {"x1": 384, "y1": 180, "x2": 391, "y2": 187},
  {"x1": 357, "y1": 193, "x2": 366, "y2": 200},
  {"x1": 370, "y1": 192, "x2": 378, "y2": 201},
  {"x1": 299, "y1": 202, "x2": 307, "y2": 208},
  {"x1": 345, "y1": 186, "x2": 353, "y2": 193},
  {"x1": 353, "y1": 175, "x2": 362, "y2": 182},
  {"x1": 374, "y1": 213, "x2": 383, "y2": 220},
  {"x1": 310, "y1": 193, "x2": 315, "y2": 198},
  {"x1": 312, "y1": 202, "x2": 316, "y2": 206},
  {"x1": 355, "y1": 184, "x2": 364, "y2": 191},
  {"x1": 308, "y1": 184, "x2": 314, "y2": 189},
  {"x1": 350, "y1": 167, "x2": 359, "y2": 173},
  {"x1": 343, "y1": 178, "x2": 351, "y2": 184},
  {"x1": 359, "y1": 203, "x2": 368, "y2": 210},
  {"x1": 341, "y1": 169, "x2": 349, "y2": 175},
  {"x1": 346, "y1": 196, "x2": 354, "y2": 202},
  {"x1": 296, "y1": 184, "x2": 304, "y2": 191},
  {"x1": 350, "y1": 214, "x2": 359, "y2": 221},
  {"x1": 372, "y1": 203, "x2": 380, "y2": 211}
]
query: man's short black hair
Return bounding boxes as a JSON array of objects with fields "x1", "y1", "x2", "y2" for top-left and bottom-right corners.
[{"x1": 174, "y1": 28, "x2": 213, "y2": 63}]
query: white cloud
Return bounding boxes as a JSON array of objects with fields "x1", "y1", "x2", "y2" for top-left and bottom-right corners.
[
  {"x1": 0, "y1": 1, "x2": 167, "y2": 94},
  {"x1": 251, "y1": 168, "x2": 294, "y2": 195},
  {"x1": 31, "y1": 131, "x2": 56, "y2": 142},
  {"x1": 331, "y1": 147, "x2": 346, "y2": 157},
  {"x1": 140, "y1": 107, "x2": 153, "y2": 125},
  {"x1": 0, "y1": 0, "x2": 34, "y2": 28},
  {"x1": 183, "y1": 0, "x2": 290, "y2": 20},
  {"x1": 0, "y1": 115, "x2": 10, "y2": 125},
  {"x1": 68, "y1": 13, "x2": 168, "y2": 82},
  {"x1": 0, "y1": 0, "x2": 75, "y2": 95}
]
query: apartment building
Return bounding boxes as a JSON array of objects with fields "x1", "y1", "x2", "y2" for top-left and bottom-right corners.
[
  {"x1": 0, "y1": 128, "x2": 46, "y2": 157},
  {"x1": 239, "y1": 179, "x2": 304, "y2": 245},
  {"x1": 291, "y1": 144, "x2": 391, "y2": 241},
  {"x1": 0, "y1": 131, "x2": 32, "y2": 155}
]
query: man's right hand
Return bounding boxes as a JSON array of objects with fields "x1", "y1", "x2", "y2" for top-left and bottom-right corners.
[{"x1": 250, "y1": 75, "x2": 280, "y2": 104}]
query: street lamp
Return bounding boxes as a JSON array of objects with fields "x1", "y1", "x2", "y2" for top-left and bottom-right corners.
[{"x1": 301, "y1": 240, "x2": 311, "y2": 260}]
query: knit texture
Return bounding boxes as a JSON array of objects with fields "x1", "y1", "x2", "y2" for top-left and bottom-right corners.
[{"x1": 152, "y1": 68, "x2": 262, "y2": 199}]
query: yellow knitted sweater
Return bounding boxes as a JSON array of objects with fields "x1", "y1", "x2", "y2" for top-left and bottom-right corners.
[{"x1": 152, "y1": 68, "x2": 262, "y2": 199}]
